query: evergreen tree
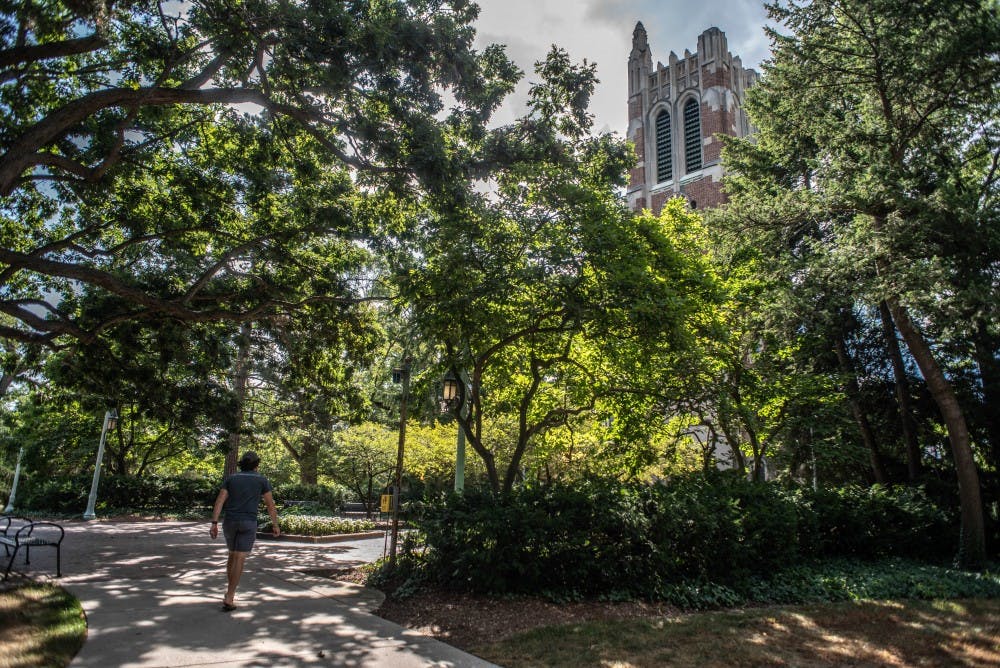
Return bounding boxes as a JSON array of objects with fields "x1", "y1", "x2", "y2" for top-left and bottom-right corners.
[{"x1": 720, "y1": 0, "x2": 1000, "y2": 566}]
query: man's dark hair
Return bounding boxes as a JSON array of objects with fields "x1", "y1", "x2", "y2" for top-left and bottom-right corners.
[{"x1": 238, "y1": 451, "x2": 260, "y2": 472}]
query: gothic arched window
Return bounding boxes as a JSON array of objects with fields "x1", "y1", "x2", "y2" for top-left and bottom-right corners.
[
  {"x1": 683, "y1": 98, "x2": 702, "y2": 172},
  {"x1": 655, "y1": 110, "x2": 672, "y2": 183}
]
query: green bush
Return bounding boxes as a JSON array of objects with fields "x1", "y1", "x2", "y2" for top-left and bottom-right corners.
[
  {"x1": 643, "y1": 473, "x2": 800, "y2": 583},
  {"x1": 17, "y1": 473, "x2": 217, "y2": 514},
  {"x1": 414, "y1": 482, "x2": 655, "y2": 598},
  {"x1": 402, "y1": 474, "x2": 960, "y2": 601},
  {"x1": 800, "y1": 485, "x2": 956, "y2": 559},
  {"x1": 15, "y1": 474, "x2": 351, "y2": 517},
  {"x1": 411, "y1": 474, "x2": 801, "y2": 598},
  {"x1": 19, "y1": 474, "x2": 91, "y2": 512},
  {"x1": 271, "y1": 482, "x2": 349, "y2": 511},
  {"x1": 260, "y1": 514, "x2": 376, "y2": 536},
  {"x1": 98, "y1": 475, "x2": 217, "y2": 512}
]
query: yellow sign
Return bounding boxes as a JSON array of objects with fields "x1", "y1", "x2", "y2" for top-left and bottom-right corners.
[{"x1": 380, "y1": 494, "x2": 393, "y2": 513}]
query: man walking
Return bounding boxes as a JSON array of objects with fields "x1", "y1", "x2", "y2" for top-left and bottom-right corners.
[{"x1": 209, "y1": 451, "x2": 280, "y2": 611}]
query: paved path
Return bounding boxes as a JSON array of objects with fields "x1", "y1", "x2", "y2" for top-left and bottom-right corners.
[{"x1": 7, "y1": 520, "x2": 495, "y2": 667}]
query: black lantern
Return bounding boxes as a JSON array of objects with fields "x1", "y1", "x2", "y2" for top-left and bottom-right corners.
[{"x1": 442, "y1": 372, "x2": 460, "y2": 409}]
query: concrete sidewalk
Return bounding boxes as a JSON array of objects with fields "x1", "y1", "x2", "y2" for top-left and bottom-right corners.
[{"x1": 9, "y1": 520, "x2": 495, "y2": 667}]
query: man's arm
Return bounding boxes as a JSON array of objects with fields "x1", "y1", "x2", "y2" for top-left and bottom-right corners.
[
  {"x1": 209, "y1": 488, "x2": 228, "y2": 539},
  {"x1": 263, "y1": 491, "x2": 280, "y2": 536}
]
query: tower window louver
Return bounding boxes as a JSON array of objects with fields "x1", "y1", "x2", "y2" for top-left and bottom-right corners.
[
  {"x1": 684, "y1": 98, "x2": 702, "y2": 172},
  {"x1": 655, "y1": 110, "x2": 672, "y2": 183}
]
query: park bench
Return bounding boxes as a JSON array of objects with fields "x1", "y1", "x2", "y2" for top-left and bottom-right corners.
[
  {"x1": 1, "y1": 515, "x2": 64, "y2": 580},
  {"x1": 339, "y1": 501, "x2": 370, "y2": 518}
]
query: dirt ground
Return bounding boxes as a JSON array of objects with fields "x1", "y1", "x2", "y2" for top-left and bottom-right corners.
[
  {"x1": 333, "y1": 567, "x2": 1000, "y2": 668},
  {"x1": 378, "y1": 590, "x2": 677, "y2": 649},
  {"x1": 330, "y1": 566, "x2": 675, "y2": 650}
]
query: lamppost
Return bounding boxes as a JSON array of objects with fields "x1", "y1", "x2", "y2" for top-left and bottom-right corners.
[
  {"x1": 442, "y1": 371, "x2": 466, "y2": 493},
  {"x1": 388, "y1": 359, "x2": 411, "y2": 567},
  {"x1": 83, "y1": 409, "x2": 118, "y2": 521},
  {"x1": 3, "y1": 446, "x2": 24, "y2": 514}
]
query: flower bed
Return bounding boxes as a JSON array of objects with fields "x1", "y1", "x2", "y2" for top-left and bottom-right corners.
[{"x1": 260, "y1": 514, "x2": 376, "y2": 536}]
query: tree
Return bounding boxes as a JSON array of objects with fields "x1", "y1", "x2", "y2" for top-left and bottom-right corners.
[
  {"x1": 327, "y1": 422, "x2": 397, "y2": 515},
  {"x1": 0, "y1": 0, "x2": 517, "y2": 346},
  {"x1": 248, "y1": 299, "x2": 384, "y2": 483},
  {"x1": 635, "y1": 215, "x2": 842, "y2": 482},
  {"x1": 721, "y1": 0, "x2": 1000, "y2": 566},
  {"x1": 397, "y1": 50, "x2": 720, "y2": 494}
]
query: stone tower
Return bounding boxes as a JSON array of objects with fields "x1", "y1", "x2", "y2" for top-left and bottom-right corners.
[{"x1": 627, "y1": 23, "x2": 757, "y2": 212}]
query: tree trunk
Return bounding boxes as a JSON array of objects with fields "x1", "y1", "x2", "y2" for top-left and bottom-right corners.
[
  {"x1": 298, "y1": 439, "x2": 319, "y2": 485},
  {"x1": 887, "y1": 298, "x2": 986, "y2": 568},
  {"x1": 224, "y1": 323, "x2": 252, "y2": 477},
  {"x1": 366, "y1": 475, "x2": 374, "y2": 519},
  {"x1": 973, "y1": 332, "x2": 1000, "y2": 473},
  {"x1": 503, "y1": 365, "x2": 542, "y2": 495},
  {"x1": 879, "y1": 301, "x2": 922, "y2": 480},
  {"x1": 0, "y1": 372, "x2": 15, "y2": 398},
  {"x1": 834, "y1": 335, "x2": 889, "y2": 485},
  {"x1": 717, "y1": 416, "x2": 748, "y2": 475},
  {"x1": 467, "y1": 366, "x2": 501, "y2": 494},
  {"x1": 743, "y1": 422, "x2": 766, "y2": 481}
]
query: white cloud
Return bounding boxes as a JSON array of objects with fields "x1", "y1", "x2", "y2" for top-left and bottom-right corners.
[{"x1": 473, "y1": 0, "x2": 772, "y2": 136}]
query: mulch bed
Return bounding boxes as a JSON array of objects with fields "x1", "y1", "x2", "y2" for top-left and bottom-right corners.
[
  {"x1": 327, "y1": 565, "x2": 676, "y2": 650},
  {"x1": 255, "y1": 530, "x2": 385, "y2": 543}
]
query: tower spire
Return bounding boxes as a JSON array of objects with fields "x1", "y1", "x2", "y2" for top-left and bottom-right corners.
[{"x1": 632, "y1": 21, "x2": 648, "y2": 51}]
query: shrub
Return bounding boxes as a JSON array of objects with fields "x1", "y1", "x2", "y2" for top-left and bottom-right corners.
[
  {"x1": 17, "y1": 473, "x2": 217, "y2": 514},
  {"x1": 18, "y1": 473, "x2": 89, "y2": 513},
  {"x1": 642, "y1": 473, "x2": 800, "y2": 583},
  {"x1": 271, "y1": 483, "x2": 349, "y2": 511},
  {"x1": 801, "y1": 485, "x2": 956, "y2": 559},
  {"x1": 15, "y1": 474, "x2": 352, "y2": 517},
  {"x1": 414, "y1": 481, "x2": 657, "y2": 598},
  {"x1": 411, "y1": 474, "x2": 801, "y2": 598},
  {"x1": 98, "y1": 475, "x2": 217, "y2": 512},
  {"x1": 260, "y1": 514, "x2": 376, "y2": 536},
  {"x1": 403, "y1": 474, "x2": 959, "y2": 601}
]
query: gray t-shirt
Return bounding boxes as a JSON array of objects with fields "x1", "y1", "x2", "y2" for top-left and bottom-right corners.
[{"x1": 221, "y1": 471, "x2": 272, "y2": 522}]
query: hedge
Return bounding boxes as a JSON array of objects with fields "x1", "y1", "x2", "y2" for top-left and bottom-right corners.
[
  {"x1": 15, "y1": 474, "x2": 218, "y2": 513},
  {"x1": 12, "y1": 474, "x2": 351, "y2": 516},
  {"x1": 405, "y1": 473, "x2": 961, "y2": 599}
]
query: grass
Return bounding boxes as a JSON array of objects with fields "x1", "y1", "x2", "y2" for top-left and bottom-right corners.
[
  {"x1": 473, "y1": 598, "x2": 1000, "y2": 667},
  {"x1": 0, "y1": 581, "x2": 87, "y2": 668}
]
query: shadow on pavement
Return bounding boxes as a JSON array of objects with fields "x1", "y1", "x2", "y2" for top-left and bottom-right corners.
[{"x1": 8, "y1": 520, "x2": 490, "y2": 667}]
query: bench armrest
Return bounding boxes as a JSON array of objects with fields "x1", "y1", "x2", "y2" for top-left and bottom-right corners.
[
  {"x1": 1, "y1": 515, "x2": 33, "y2": 537},
  {"x1": 15, "y1": 521, "x2": 65, "y2": 545}
]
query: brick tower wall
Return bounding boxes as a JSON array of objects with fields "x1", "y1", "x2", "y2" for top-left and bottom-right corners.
[{"x1": 627, "y1": 25, "x2": 755, "y2": 215}]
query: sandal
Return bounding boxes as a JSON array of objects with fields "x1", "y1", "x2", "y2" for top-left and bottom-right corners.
[{"x1": 221, "y1": 602, "x2": 237, "y2": 612}]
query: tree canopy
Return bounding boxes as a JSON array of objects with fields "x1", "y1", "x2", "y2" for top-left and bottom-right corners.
[
  {"x1": 0, "y1": 0, "x2": 517, "y2": 346},
  {"x1": 2, "y1": 0, "x2": 999, "y2": 570},
  {"x1": 718, "y1": 0, "x2": 1000, "y2": 566}
]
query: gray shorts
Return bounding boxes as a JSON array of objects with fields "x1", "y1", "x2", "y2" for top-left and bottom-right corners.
[{"x1": 222, "y1": 519, "x2": 257, "y2": 552}]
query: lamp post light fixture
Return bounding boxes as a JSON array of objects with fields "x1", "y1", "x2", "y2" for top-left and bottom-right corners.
[
  {"x1": 2, "y1": 446, "x2": 24, "y2": 514},
  {"x1": 441, "y1": 371, "x2": 466, "y2": 493},
  {"x1": 83, "y1": 409, "x2": 118, "y2": 521},
  {"x1": 442, "y1": 372, "x2": 460, "y2": 407}
]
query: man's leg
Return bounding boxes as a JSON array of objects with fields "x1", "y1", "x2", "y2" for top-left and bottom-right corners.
[{"x1": 225, "y1": 550, "x2": 248, "y2": 605}]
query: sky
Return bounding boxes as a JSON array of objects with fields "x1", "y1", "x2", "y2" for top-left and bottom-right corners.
[{"x1": 472, "y1": 0, "x2": 774, "y2": 136}]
